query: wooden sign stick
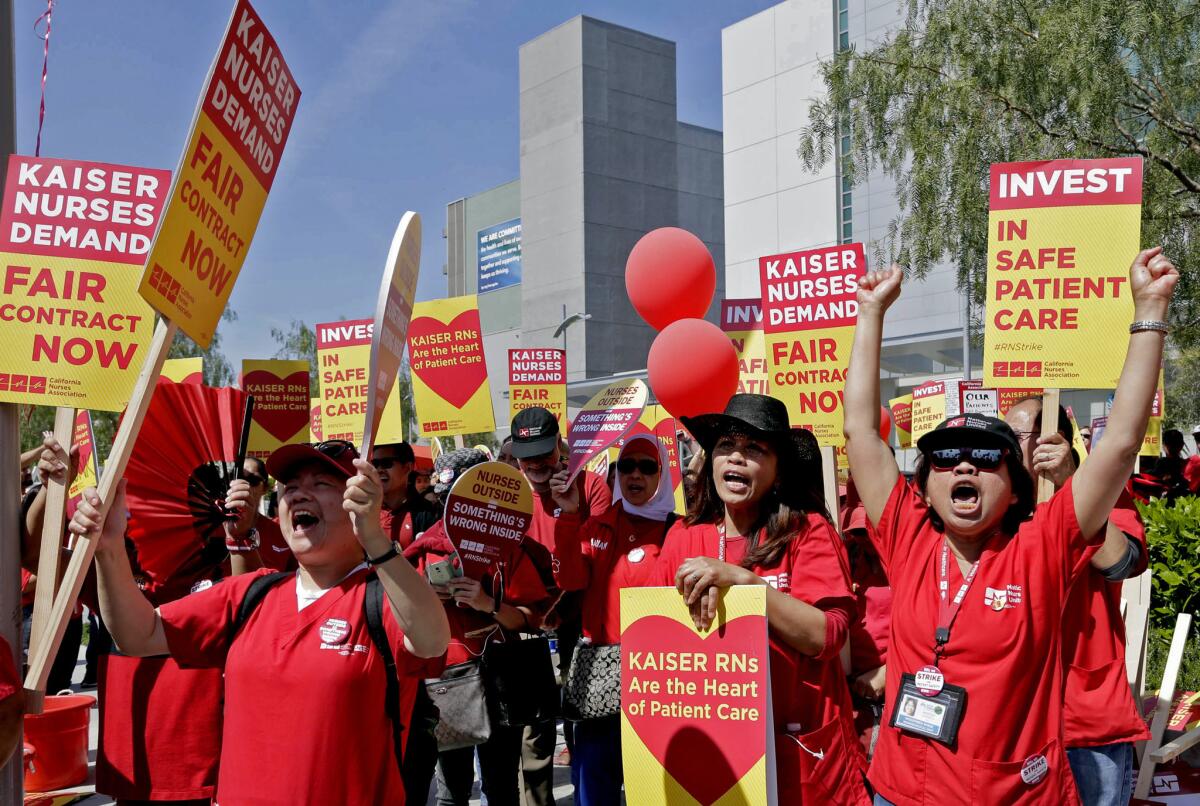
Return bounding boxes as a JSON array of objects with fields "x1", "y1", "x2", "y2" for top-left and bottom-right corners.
[
  {"x1": 23, "y1": 318, "x2": 177, "y2": 711},
  {"x1": 1134, "y1": 612, "x2": 1193, "y2": 799},
  {"x1": 1036, "y1": 389, "x2": 1061, "y2": 503},
  {"x1": 819, "y1": 446, "x2": 841, "y2": 536},
  {"x1": 28, "y1": 406, "x2": 77, "y2": 670}
]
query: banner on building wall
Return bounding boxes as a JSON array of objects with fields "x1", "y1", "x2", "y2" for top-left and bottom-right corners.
[
  {"x1": 983, "y1": 158, "x2": 1142, "y2": 389},
  {"x1": 760, "y1": 243, "x2": 865, "y2": 447},
  {"x1": 315, "y1": 318, "x2": 405, "y2": 446},
  {"x1": 0, "y1": 156, "x2": 170, "y2": 410},
  {"x1": 509, "y1": 348, "x2": 566, "y2": 426},
  {"x1": 478, "y1": 218, "x2": 521, "y2": 294},
  {"x1": 241, "y1": 359, "x2": 310, "y2": 459},
  {"x1": 720, "y1": 298, "x2": 769, "y2": 396}
]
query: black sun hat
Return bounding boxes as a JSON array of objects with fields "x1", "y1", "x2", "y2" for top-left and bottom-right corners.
[
  {"x1": 680, "y1": 394, "x2": 792, "y2": 452},
  {"x1": 916, "y1": 414, "x2": 1023, "y2": 458}
]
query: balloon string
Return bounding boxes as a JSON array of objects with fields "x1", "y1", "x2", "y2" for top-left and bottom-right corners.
[{"x1": 33, "y1": 0, "x2": 55, "y2": 157}]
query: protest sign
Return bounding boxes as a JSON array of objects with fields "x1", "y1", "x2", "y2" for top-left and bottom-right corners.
[
  {"x1": 944, "y1": 379, "x2": 983, "y2": 418},
  {"x1": 888, "y1": 394, "x2": 913, "y2": 448},
  {"x1": 961, "y1": 388, "x2": 1000, "y2": 417},
  {"x1": 443, "y1": 462, "x2": 533, "y2": 580},
  {"x1": 910, "y1": 381, "x2": 946, "y2": 443},
  {"x1": 161, "y1": 357, "x2": 203, "y2": 384},
  {"x1": 0, "y1": 156, "x2": 170, "y2": 410},
  {"x1": 315, "y1": 319, "x2": 406, "y2": 446},
  {"x1": 362, "y1": 212, "x2": 420, "y2": 456},
  {"x1": 585, "y1": 448, "x2": 612, "y2": 478},
  {"x1": 620, "y1": 405, "x2": 687, "y2": 514},
  {"x1": 408, "y1": 295, "x2": 494, "y2": 437},
  {"x1": 621, "y1": 585, "x2": 771, "y2": 806},
  {"x1": 1065, "y1": 406, "x2": 1090, "y2": 463},
  {"x1": 1142, "y1": 380, "x2": 1165, "y2": 457},
  {"x1": 997, "y1": 387, "x2": 1042, "y2": 416},
  {"x1": 308, "y1": 397, "x2": 322, "y2": 442},
  {"x1": 720, "y1": 298, "x2": 769, "y2": 396},
  {"x1": 138, "y1": 0, "x2": 300, "y2": 347},
  {"x1": 509, "y1": 348, "x2": 566, "y2": 425},
  {"x1": 565, "y1": 379, "x2": 648, "y2": 481},
  {"x1": 241, "y1": 359, "x2": 309, "y2": 459},
  {"x1": 984, "y1": 158, "x2": 1142, "y2": 389},
  {"x1": 67, "y1": 410, "x2": 99, "y2": 508},
  {"x1": 760, "y1": 243, "x2": 865, "y2": 446}
]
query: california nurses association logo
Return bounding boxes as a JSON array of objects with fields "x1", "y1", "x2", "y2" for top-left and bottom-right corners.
[{"x1": 319, "y1": 617, "x2": 351, "y2": 645}]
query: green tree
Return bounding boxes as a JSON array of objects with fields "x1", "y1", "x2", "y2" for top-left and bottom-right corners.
[
  {"x1": 799, "y1": 0, "x2": 1200, "y2": 351},
  {"x1": 269, "y1": 318, "x2": 319, "y2": 392}
]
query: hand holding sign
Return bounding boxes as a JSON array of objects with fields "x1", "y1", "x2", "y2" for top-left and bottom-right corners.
[{"x1": 362, "y1": 211, "x2": 421, "y2": 456}]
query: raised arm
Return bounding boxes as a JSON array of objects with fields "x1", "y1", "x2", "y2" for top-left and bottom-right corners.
[
  {"x1": 71, "y1": 481, "x2": 169, "y2": 657},
  {"x1": 844, "y1": 265, "x2": 903, "y2": 524},
  {"x1": 1073, "y1": 247, "x2": 1178, "y2": 541}
]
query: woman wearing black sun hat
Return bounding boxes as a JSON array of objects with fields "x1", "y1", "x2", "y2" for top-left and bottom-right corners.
[{"x1": 652, "y1": 393, "x2": 871, "y2": 804}]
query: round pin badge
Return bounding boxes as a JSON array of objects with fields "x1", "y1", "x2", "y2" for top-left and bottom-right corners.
[
  {"x1": 914, "y1": 665, "x2": 945, "y2": 696},
  {"x1": 1020, "y1": 754, "x2": 1048, "y2": 785},
  {"x1": 319, "y1": 617, "x2": 351, "y2": 645},
  {"x1": 628, "y1": 547, "x2": 646, "y2": 563}
]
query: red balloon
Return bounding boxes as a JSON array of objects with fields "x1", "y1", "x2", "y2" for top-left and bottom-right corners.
[
  {"x1": 879, "y1": 404, "x2": 892, "y2": 441},
  {"x1": 626, "y1": 227, "x2": 716, "y2": 331},
  {"x1": 648, "y1": 319, "x2": 739, "y2": 419}
]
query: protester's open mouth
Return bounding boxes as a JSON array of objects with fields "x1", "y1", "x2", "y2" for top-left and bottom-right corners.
[
  {"x1": 291, "y1": 509, "x2": 320, "y2": 533},
  {"x1": 627, "y1": 481, "x2": 646, "y2": 496},
  {"x1": 722, "y1": 471, "x2": 750, "y2": 495},
  {"x1": 949, "y1": 481, "x2": 980, "y2": 514}
]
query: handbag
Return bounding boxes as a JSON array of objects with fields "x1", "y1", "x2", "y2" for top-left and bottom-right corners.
[
  {"x1": 482, "y1": 634, "x2": 561, "y2": 727},
  {"x1": 424, "y1": 661, "x2": 492, "y2": 751},
  {"x1": 563, "y1": 643, "x2": 621, "y2": 720}
]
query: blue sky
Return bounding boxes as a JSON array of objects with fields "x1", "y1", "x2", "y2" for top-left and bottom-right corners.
[{"x1": 13, "y1": 0, "x2": 778, "y2": 368}]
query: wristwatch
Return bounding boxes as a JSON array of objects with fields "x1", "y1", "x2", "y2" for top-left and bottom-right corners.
[
  {"x1": 225, "y1": 527, "x2": 260, "y2": 552},
  {"x1": 366, "y1": 542, "x2": 401, "y2": 567}
]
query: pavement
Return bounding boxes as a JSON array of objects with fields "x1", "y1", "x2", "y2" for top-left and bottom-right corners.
[{"x1": 35, "y1": 644, "x2": 577, "y2": 805}]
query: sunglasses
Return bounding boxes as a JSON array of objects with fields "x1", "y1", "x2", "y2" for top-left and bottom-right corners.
[
  {"x1": 242, "y1": 472, "x2": 265, "y2": 487},
  {"x1": 371, "y1": 458, "x2": 397, "y2": 470},
  {"x1": 616, "y1": 458, "x2": 660, "y2": 475},
  {"x1": 929, "y1": 446, "x2": 1006, "y2": 471},
  {"x1": 314, "y1": 439, "x2": 359, "y2": 461}
]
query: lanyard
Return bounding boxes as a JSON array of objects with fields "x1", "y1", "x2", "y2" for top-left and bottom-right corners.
[{"x1": 934, "y1": 539, "x2": 981, "y2": 663}]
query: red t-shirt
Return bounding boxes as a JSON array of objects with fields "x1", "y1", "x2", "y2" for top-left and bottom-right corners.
[
  {"x1": 653, "y1": 517, "x2": 869, "y2": 804},
  {"x1": 868, "y1": 477, "x2": 1100, "y2": 806},
  {"x1": 845, "y1": 529, "x2": 891, "y2": 674},
  {"x1": 0, "y1": 637, "x2": 17, "y2": 703},
  {"x1": 1184, "y1": 455, "x2": 1200, "y2": 494},
  {"x1": 1060, "y1": 495, "x2": 1151, "y2": 748},
  {"x1": 407, "y1": 522, "x2": 554, "y2": 666},
  {"x1": 256, "y1": 514, "x2": 296, "y2": 573},
  {"x1": 571, "y1": 504, "x2": 675, "y2": 645},
  {"x1": 159, "y1": 567, "x2": 436, "y2": 805},
  {"x1": 526, "y1": 470, "x2": 612, "y2": 592}
]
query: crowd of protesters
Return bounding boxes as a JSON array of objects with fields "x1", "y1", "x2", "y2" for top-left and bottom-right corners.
[{"x1": 0, "y1": 245, "x2": 1190, "y2": 806}]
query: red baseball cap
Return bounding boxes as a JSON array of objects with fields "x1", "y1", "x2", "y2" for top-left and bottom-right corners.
[{"x1": 267, "y1": 440, "x2": 360, "y2": 482}]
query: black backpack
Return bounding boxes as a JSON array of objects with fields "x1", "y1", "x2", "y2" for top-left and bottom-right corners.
[{"x1": 228, "y1": 571, "x2": 404, "y2": 772}]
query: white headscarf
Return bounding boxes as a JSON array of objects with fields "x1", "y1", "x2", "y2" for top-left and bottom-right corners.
[{"x1": 613, "y1": 433, "x2": 676, "y2": 522}]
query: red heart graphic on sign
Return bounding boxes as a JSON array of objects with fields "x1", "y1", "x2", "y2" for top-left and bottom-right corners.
[
  {"x1": 243, "y1": 370, "x2": 311, "y2": 443},
  {"x1": 622, "y1": 614, "x2": 768, "y2": 805},
  {"x1": 891, "y1": 401, "x2": 912, "y2": 431},
  {"x1": 408, "y1": 311, "x2": 487, "y2": 409}
]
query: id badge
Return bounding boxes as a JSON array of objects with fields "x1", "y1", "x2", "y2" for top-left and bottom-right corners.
[{"x1": 890, "y1": 673, "x2": 967, "y2": 747}]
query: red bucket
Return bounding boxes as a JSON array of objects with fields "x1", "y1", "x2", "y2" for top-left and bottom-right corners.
[{"x1": 23, "y1": 694, "x2": 94, "y2": 792}]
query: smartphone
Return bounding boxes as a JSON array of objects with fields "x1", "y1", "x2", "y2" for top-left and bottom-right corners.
[{"x1": 426, "y1": 556, "x2": 464, "y2": 586}]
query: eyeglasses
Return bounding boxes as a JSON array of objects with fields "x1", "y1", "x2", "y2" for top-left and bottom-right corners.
[
  {"x1": 314, "y1": 439, "x2": 359, "y2": 460},
  {"x1": 928, "y1": 446, "x2": 1006, "y2": 471},
  {"x1": 616, "y1": 458, "x2": 660, "y2": 475}
]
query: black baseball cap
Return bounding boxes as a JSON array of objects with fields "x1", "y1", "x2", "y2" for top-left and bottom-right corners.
[
  {"x1": 916, "y1": 414, "x2": 1023, "y2": 458},
  {"x1": 510, "y1": 407, "x2": 560, "y2": 459}
]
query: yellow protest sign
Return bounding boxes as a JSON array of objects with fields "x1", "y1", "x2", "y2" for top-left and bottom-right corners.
[
  {"x1": 161, "y1": 357, "x2": 203, "y2": 384},
  {"x1": 315, "y1": 319, "x2": 405, "y2": 447},
  {"x1": 910, "y1": 381, "x2": 946, "y2": 444},
  {"x1": 0, "y1": 157, "x2": 170, "y2": 410},
  {"x1": 888, "y1": 393, "x2": 913, "y2": 448},
  {"x1": 67, "y1": 411, "x2": 99, "y2": 505},
  {"x1": 309, "y1": 397, "x2": 322, "y2": 442},
  {"x1": 760, "y1": 243, "x2": 865, "y2": 446},
  {"x1": 720, "y1": 299, "x2": 769, "y2": 396},
  {"x1": 241, "y1": 359, "x2": 310, "y2": 459},
  {"x1": 509, "y1": 348, "x2": 566, "y2": 426},
  {"x1": 138, "y1": 0, "x2": 300, "y2": 347},
  {"x1": 1141, "y1": 378, "x2": 1165, "y2": 457},
  {"x1": 621, "y1": 586, "x2": 770, "y2": 805},
  {"x1": 408, "y1": 296, "x2": 494, "y2": 438},
  {"x1": 984, "y1": 159, "x2": 1142, "y2": 389}
]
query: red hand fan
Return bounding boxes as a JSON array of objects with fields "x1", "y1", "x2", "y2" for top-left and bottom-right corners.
[{"x1": 124, "y1": 380, "x2": 250, "y2": 593}]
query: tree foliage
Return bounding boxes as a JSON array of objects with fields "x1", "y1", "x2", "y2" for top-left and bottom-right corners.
[{"x1": 799, "y1": 0, "x2": 1200, "y2": 350}]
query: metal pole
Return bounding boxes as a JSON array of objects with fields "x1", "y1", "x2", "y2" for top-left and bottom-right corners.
[{"x1": 0, "y1": 0, "x2": 24, "y2": 800}]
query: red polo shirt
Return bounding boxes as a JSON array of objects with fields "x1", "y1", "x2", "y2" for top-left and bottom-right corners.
[
  {"x1": 255, "y1": 514, "x2": 296, "y2": 573},
  {"x1": 526, "y1": 470, "x2": 611, "y2": 592},
  {"x1": 868, "y1": 477, "x2": 1100, "y2": 806},
  {"x1": 0, "y1": 637, "x2": 17, "y2": 702},
  {"x1": 1061, "y1": 496, "x2": 1151, "y2": 748},
  {"x1": 653, "y1": 516, "x2": 869, "y2": 804},
  {"x1": 160, "y1": 567, "x2": 435, "y2": 805}
]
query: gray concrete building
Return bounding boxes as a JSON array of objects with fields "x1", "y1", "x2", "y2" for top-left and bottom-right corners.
[{"x1": 446, "y1": 16, "x2": 725, "y2": 431}]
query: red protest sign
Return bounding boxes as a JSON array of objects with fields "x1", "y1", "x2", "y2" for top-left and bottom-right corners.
[
  {"x1": 443, "y1": 462, "x2": 534, "y2": 580},
  {"x1": 565, "y1": 379, "x2": 648, "y2": 482}
]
